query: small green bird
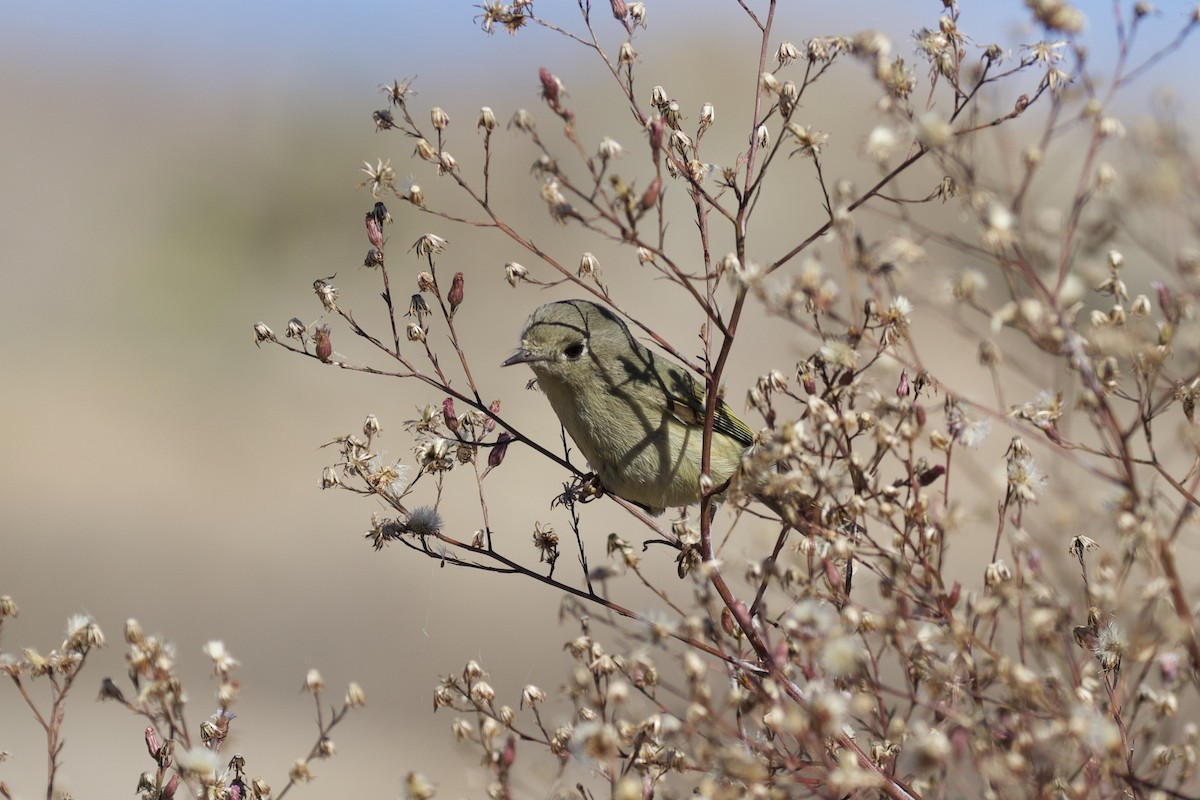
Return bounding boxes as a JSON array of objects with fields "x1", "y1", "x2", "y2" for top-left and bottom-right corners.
[{"x1": 502, "y1": 299, "x2": 756, "y2": 514}]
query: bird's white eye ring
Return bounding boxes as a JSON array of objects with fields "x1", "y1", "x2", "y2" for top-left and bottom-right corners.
[{"x1": 563, "y1": 341, "x2": 586, "y2": 359}]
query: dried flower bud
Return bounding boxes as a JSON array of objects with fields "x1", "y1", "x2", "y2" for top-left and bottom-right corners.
[
  {"x1": 364, "y1": 215, "x2": 384, "y2": 250},
  {"x1": 286, "y1": 318, "x2": 307, "y2": 339},
  {"x1": 759, "y1": 71, "x2": 781, "y2": 95},
  {"x1": 639, "y1": 176, "x2": 662, "y2": 210},
  {"x1": 628, "y1": 1, "x2": 646, "y2": 24},
  {"x1": 304, "y1": 669, "x2": 326, "y2": 694},
  {"x1": 539, "y1": 67, "x2": 564, "y2": 111},
  {"x1": 364, "y1": 248, "x2": 384, "y2": 268},
  {"x1": 372, "y1": 109, "x2": 395, "y2": 131},
  {"x1": 618, "y1": 41, "x2": 636, "y2": 64},
  {"x1": 443, "y1": 398, "x2": 459, "y2": 433},
  {"x1": 413, "y1": 138, "x2": 438, "y2": 163},
  {"x1": 504, "y1": 261, "x2": 528, "y2": 287},
  {"x1": 636, "y1": 246, "x2": 655, "y2": 266},
  {"x1": 313, "y1": 278, "x2": 339, "y2": 311},
  {"x1": 577, "y1": 252, "x2": 600, "y2": 278},
  {"x1": 161, "y1": 774, "x2": 181, "y2": 799},
  {"x1": 776, "y1": 40, "x2": 800, "y2": 65},
  {"x1": 489, "y1": 432, "x2": 513, "y2": 468},
  {"x1": 372, "y1": 200, "x2": 391, "y2": 224},
  {"x1": 597, "y1": 137, "x2": 624, "y2": 160},
  {"x1": 407, "y1": 182, "x2": 425, "y2": 206},
  {"x1": 647, "y1": 115, "x2": 665, "y2": 155},
  {"x1": 406, "y1": 322, "x2": 426, "y2": 343},
  {"x1": 345, "y1": 682, "x2": 366, "y2": 708},
  {"x1": 521, "y1": 684, "x2": 545, "y2": 707},
  {"x1": 412, "y1": 233, "x2": 448, "y2": 258},
  {"x1": 364, "y1": 414, "x2": 382, "y2": 437},
  {"x1": 145, "y1": 726, "x2": 163, "y2": 761},
  {"x1": 407, "y1": 294, "x2": 431, "y2": 325},
  {"x1": 663, "y1": 100, "x2": 683, "y2": 129},
  {"x1": 448, "y1": 272, "x2": 465, "y2": 315},
  {"x1": 405, "y1": 772, "x2": 436, "y2": 800},
  {"x1": 477, "y1": 106, "x2": 496, "y2": 131},
  {"x1": 320, "y1": 466, "x2": 340, "y2": 489},
  {"x1": 754, "y1": 124, "x2": 770, "y2": 148},
  {"x1": 313, "y1": 325, "x2": 333, "y2": 363},
  {"x1": 699, "y1": 101, "x2": 715, "y2": 129},
  {"x1": 253, "y1": 322, "x2": 276, "y2": 345},
  {"x1": 780, "y1": 80, "x2": 799, "y2": 114},
  {"x1": 430, "y1": 106, "x2": 450, "y2": 130},
  {"x1": 417, "y1": 271, "x2": 436, "y2": 292},
  {"x1": 484, "y1": 400, "x2": 500, "y2": 433},
  {"x1": 509, "y1": 108, "x2": 536, "y2": 132}
]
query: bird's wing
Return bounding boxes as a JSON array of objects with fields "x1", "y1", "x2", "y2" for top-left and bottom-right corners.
[{"x1": 661, "y1": 362, "x2": 756, "y2": 449}]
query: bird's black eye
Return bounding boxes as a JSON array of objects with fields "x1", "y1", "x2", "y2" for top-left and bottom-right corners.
[{"x1": 563, "y1": 341, "x2": 586, "y2": 359}]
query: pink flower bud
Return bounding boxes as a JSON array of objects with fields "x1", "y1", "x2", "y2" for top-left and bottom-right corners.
[
  {"x1": 162, "y1": 774, "x2": 181, "y2": 799},
  {"x1": 648, "y1": 116, "x2": 664, "y2": 155},
  {"x1": 484, "y1": 399, "x2": 500, "y2": 433},
  {"x1": 609, "y1": 0, "x2": 627, "y2": 19},
  {"x1": 443, "y1": 398, "x2": 459, "y2": 433},
  {"x1": 639, "y1": 176, "x2": 662, "y2": 211},
  {"x1": 539, "y1": 67, "x2": 559, "y2": 104},
  {"x1": 314, "y1": 325, "x2": 333, "y2": 363},
  {"x1": 488, "y1": 432, "x2": 513, "y2": 468},
  {"x1": 145, "y1": 726, "x2": 161, "y2": 760},
  {"x1": 896, "y1": 370, "x2": 910, "y2": 397},
  {"x1": 1153, "y1": 280, "x2": 1176, "y2": 322},
  {"x1": 448, "y1": 272, "x2": 465, "y2": 315},
  {"x1": 365, "y1": 214, "x2": 384, "y2": 250}
]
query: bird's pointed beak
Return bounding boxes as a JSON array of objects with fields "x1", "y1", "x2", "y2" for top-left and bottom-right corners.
[{"x1": 501, "y1": 347, "x2": 538, "y2": 367}]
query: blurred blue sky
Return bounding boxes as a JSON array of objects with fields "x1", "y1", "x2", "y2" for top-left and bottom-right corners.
[{"x1": 4, "y1": 1, "x2": 1197, "y2": 105}]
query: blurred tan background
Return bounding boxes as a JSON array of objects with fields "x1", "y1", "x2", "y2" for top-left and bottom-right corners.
[{"x1": 2, "y1": 1, "x2": 1197, "y2": 796}]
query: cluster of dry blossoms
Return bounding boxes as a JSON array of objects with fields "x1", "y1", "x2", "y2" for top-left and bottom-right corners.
[
  {"x1": 0, "y1": 595, "x2": 363, "y2": 799},
  {"x1": 250, "y1": 0, "x2": 1200, "y2": 797}
]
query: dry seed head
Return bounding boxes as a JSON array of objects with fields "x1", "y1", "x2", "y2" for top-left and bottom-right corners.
[
  {"x1": 865, "y1": 125, "x2": 897, "y2": 163},
  {"x1": 775, "y1": 40, "x2": 800, "y2": 65},
  {"x1": 476, "y1": 106, "x2": 496, "y2": 132},
  {"x1": 320, "y1": 466, "x2": 340, "y2": 489},
  {"x1": 430, "y1": 106, "x2": 449, "y2": 130},
  {"x1": 253, "y1": 322, "x2": 276, "y2": 345},
  {"x1": 509, "y1": 108, "x2": 535, "y2": 132},
  {"x1": 597, "y1": 136, "x2": 624, "y2": 160},
  {"x1": 504, "y1": 261, "x2": 528, "y2": 286},
  {"x1": 413, "y1": 138, "x2": 438, "y2": 163},
  {"x1": 407, "y1": 181, "x2": 425, "y2": 206},
  {"x1": 578, "y1": 252, "x2": 599, "y2": 278},
  {"x1": 405, "y1": 771, "x2": 436, "y2": 800},
  {"x1": 286, "y1": 318, "x2": 307, "y2": 339},
  {"x1": 412, "y1": 233, "x2": 449, "y2": 257},
  {"x1": 618, "y1": 41, "x2": 636, "y2": 64},
  {"x1": 754, "y1": 124, "x2": 770, "y2": 148}
]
